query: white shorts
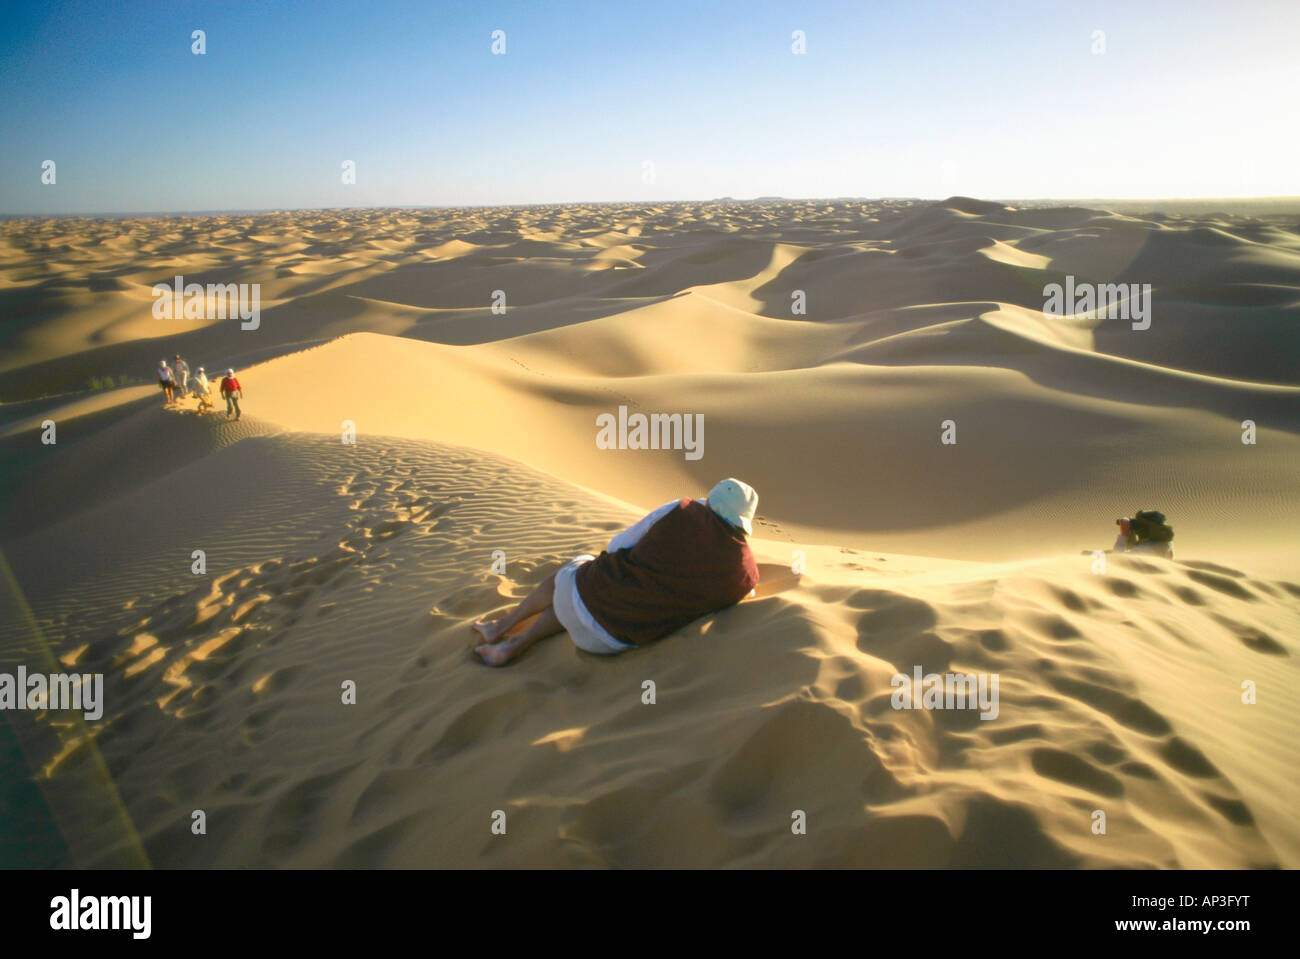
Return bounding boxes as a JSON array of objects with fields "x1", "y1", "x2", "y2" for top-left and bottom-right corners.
[{"x1": 553, "y1": 555, "x2": 635, "y2": 655}]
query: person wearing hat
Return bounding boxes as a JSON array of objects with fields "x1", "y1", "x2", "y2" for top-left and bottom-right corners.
[
  {"x1": 157, "y1": 358, "x2": 176, "y2": 405},
  {"x1": 1111, "y1": 509, "x2": 1174, "y2": 559},
  {"x1": 473, "y1": 478, "x2": 761, "y2": 666},
  {"x1": 219, "y1": 367, "x2": 243, "y2": 420},
  {"x1": 172, "y1": 354, "x2": 190, "y2": 394},
  {"x1": 191, "y1": 365, "x2": 213, "y2": 412}
]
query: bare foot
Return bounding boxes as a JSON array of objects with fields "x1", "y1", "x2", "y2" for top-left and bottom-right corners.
[
  {"x1": 474, "y1": 639, "x2": 517, "y2": 666},
  {"x1": 472, "y1": 618, "x2": 507, "y2": 643}
]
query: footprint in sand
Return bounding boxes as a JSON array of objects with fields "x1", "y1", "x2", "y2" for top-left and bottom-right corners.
[
  {"x1": 1211, "y1": 614, "x2": 1288, "y2": 655},
  {"x1": 1186, "y1": 569, "x2": 1255, "y2": 601}
]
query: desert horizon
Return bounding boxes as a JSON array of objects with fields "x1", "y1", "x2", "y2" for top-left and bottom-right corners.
[{"x1": 6, "y1": 195, "x2": 1300, "y2": 220}]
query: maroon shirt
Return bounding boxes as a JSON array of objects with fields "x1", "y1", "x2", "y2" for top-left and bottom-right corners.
[{"x1": 575, "y1": 498, "x2": 759, "y2": 646}]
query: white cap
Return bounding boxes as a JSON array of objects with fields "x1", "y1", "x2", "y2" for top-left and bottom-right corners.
[
  {"x1": 707, "y1": 478, "x2": 758, "y2": 535},
  {"x1": 226, "y1": 368, "x2": 234, "y2": 375}
]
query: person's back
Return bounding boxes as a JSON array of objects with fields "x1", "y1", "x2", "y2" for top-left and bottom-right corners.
[
  {"x1": 1112, "y1": 509, "x2": 1174, "y2": 559},
  {"x1": 471, "y1": 477, "x2": 761, "y2": 666},
  {"x1": 576, "y1": 497, "x2": 759, "y2": 646}
]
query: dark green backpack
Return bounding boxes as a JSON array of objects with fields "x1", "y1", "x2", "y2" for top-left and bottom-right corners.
[{"x1": 1131, "y1": 509, "x2": 1174, "y2": 543}]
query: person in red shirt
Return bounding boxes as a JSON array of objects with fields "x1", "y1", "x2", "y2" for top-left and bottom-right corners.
[
  {"x1": 472, "y1": 478, "x2": 760, "y2": 666},
  {"x1": 219, "y1": 368, "x2": 243, "y2": 420}
]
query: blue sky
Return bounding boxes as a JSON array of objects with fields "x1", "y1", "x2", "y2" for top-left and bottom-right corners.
[{"x1": 1, "y1": 0, "x2": 1296, "y2": 213}]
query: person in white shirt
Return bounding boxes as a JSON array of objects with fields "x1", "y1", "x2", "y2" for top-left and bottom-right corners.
[
  {"x1": 157, "y1": 359, "x2": 175, "y2": 405},
  {"x1": 172, "y1": 354, "x2": 190, "y2": 393},
  {"x1": 191, "y1": 366, "x2": 213, "y2": 412}
]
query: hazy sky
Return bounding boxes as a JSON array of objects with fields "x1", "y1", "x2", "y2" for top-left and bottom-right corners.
[{"x1": 1, "y1": 0, "x2": 1296, "y2": 213}]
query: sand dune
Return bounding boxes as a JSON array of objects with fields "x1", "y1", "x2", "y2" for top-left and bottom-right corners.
[{"x1": 2, "y1": 198, "x2": 1297, "y2": 867}]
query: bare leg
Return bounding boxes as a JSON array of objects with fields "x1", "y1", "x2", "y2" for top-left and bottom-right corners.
[
  {"x1": 472, "y1": 570, "x2": 557, "y2": 643},
  {"x1": 475, "y1": 607, "x2": 564, "y2": 666}
]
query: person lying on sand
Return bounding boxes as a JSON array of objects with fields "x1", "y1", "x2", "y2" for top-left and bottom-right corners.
[
  {"x1": 472, "y1": 478, "x2": 761, "y2": 666},
  {"x1": 1111, "y1": 509, "x2": 1175, "y2": 558}
]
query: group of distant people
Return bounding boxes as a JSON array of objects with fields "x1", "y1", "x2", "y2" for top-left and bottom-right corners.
[{"x1": 156, "y1": 353, "x2": 243, "y2": 419}]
